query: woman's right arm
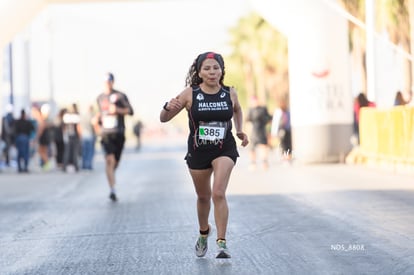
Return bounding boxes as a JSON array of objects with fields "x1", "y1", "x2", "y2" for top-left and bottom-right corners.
[{"x1": 160, "y1": 87, "x2": 191, "y2": 123}]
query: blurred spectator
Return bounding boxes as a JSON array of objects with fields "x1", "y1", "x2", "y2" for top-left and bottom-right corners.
[
  {"x1": 14, "y1": 109, "x2": 35, "y2": 173},
  {"x1": 27, "y1": 107, "x2": 39, "y2": 158},
  {"x1": 62, "y1": 103, "x2": 81, "y2": 172},
  {"x1": 1, "y1": 104, "x2": 15, "y2": 167},
  {"x1": 133, "y1": 119, "x2": 143, "y2": 151},
  {"x1": 80, "y1": 104, "x2": 96, "y2": 170},
  {"x1": 353, "y1": 92, "x2": 376, "y2": 145},
  {"x1": 277, "y1": 101, "x2": 292, "y2": 159},
  {"x1": 270, "y1": 107, "x2": 282, "y2": 146},
  {"x1": 34, "y1": 104, "x2": 53, "y2": 171},
  {"x1": 53, "y1": 108, "x2": 67, "y2": 169},
  {"x1": 246, "y1": 96, "x2": 272, "y2": 170},
  {"x1": 394, "y1": 90, "x2": 407, "y2": 106}
]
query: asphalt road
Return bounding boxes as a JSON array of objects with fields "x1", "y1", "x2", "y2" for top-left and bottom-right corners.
[{"x1": 1, "y1": 142, "x2": 414, "y2": 275}]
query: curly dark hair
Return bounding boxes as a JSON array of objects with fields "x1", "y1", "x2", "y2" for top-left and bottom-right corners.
[{"x1": 185, "y1": 52, "x2": 226, "y2": 87}]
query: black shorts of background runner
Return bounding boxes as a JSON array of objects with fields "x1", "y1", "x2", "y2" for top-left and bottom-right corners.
[{"x1": 101, "y1": 132, "x2": 125, "y2": 162}]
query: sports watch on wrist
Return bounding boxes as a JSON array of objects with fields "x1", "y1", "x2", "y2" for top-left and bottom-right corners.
[{"x1": 163, "y1": 102, "x2": 170, "y2": 112}]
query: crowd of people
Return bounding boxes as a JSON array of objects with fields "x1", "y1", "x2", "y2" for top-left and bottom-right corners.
[
  {"x1": 245, "y1": 95, "x2": 292, "y2": 170},
  {"x1": 0, "y1": 102, "x2": 97, "y2": 173},
  {"x1": 8, "y1": 80, "x2": 411, "y2": 177},
  {"x1": 352, "y1": 89, "x2": 413, "y2": 147},
  {"x1": 0, "y1": 73, "x2": 145, "y2": 208}
]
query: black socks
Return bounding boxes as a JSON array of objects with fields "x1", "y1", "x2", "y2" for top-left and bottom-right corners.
[{"x1": 200, "y1": 228, "x2": 210, "y2": 235}]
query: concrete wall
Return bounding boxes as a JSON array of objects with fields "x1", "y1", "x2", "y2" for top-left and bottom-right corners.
[{"x1": 252, "y1": 0, "x2": 354, "y2": 163}]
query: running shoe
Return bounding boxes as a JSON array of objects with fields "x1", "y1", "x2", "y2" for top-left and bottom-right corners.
[
  {"x1": 216, "y1": 239, "x2": 231, "y2": 258},
  {"x1": 42, "y1": 161, "x2": 52, "y2": 171},
  {"x1": 109, "y1": 192, "x2": 117, "y2": 202},
  {"x1": 195, "y1": 224, "x2": 211, "y2": 257}
]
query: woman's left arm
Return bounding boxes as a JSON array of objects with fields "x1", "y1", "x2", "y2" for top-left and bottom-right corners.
[{"x1": 231, "y1": 88, "x2": 249, "y2": 147}]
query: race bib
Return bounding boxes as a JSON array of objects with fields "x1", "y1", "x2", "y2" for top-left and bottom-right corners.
[
  {"x1": 102, "y1": 115, "x2": 118, "y2": 129},
  {"x1": 198, "y1": 121, "x2": 227, "y2": 141}
]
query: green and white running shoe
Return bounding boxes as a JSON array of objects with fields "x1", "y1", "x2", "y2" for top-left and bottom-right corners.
[
  {"x1": 195, "y1": 224, "x2": 211, "y2": 257},
  {"x1": 216, "y1": 239, "x2": 231, "y2": 258}
]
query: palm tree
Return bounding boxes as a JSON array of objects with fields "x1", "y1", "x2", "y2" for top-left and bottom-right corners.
[
  {"x1": 378, "y1": 0, "x2": 411, "y2": 94},
  {"x1": 227, "y1": 12, "x2": 288, "y2": 109},
  {"x1": 339, "y1": 0, "x2": 367, "y2": 95},
  {"x1": 340, "y1": 0, "x2": 413, "y2": 97}
]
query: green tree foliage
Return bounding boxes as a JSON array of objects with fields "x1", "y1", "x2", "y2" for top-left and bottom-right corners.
[
  {"x1": 341, "y1": 0, "x2": 413, "y2": 95},
  {"x1": 226, "y1": 12, "x2": 288, "y2": 110},
  {"x1": 339, "y1": 0, "x2": 367, "y2": 94},
  {"x1": 378, "y1": 0, "x2": 411, "y2": 92}
]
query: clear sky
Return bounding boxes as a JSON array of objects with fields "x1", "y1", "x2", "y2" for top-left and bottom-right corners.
[{"x1": 28, "y1": 0, "x2": 252, "y2": 126}]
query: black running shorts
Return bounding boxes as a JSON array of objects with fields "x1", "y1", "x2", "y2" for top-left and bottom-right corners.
[
  {"x1": 101, "y1": 133, "x2": 125, "y2": 162},
  {"x1": 185, "y1": 141, "x2": 239, "y2": 170}
]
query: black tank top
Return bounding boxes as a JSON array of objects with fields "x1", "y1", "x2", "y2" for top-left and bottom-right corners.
[{"x1": 188, "y1": 86, "x2": 234, "y2": 150}]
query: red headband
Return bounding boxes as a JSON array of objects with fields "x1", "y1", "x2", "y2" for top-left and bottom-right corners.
[
  {"x1": 206, "y1": 52, "x2": 215, "y2": 59},
  {"x1": 196, "y1": 52, "x2": 224, "y2": 71}
]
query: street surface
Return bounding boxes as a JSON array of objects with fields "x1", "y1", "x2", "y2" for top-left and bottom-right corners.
[{"x1": 1, "y1": 140, "x2": 414, "y2": 275}]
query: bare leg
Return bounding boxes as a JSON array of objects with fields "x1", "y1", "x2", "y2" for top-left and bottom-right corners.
[
  {"x1": 249, "y1": 146, "x2": 256, "y2": 164},
  {"x1": 105, "y1": 154, "x2": 117, "y2": 189},
  {"x1": 38, "y1": 145, "x2": 49, "y2": 166},
  {"x1": 249, "y1": 146, "x2": 257, "y2": 170},
  {"x1": 211, "y1": 156, "x2": 235, "y2": 240},
  {"x1": 258, "y1": 144, "x2": 269, "y2": 169},
  {"x1": 189, "y1": 168, "x2": 213, "y2": 232}
]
